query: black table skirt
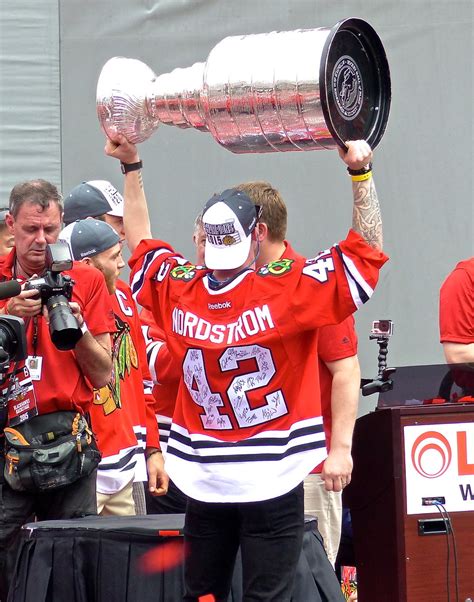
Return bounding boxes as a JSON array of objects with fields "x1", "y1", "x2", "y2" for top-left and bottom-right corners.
[{"x1": 9, "y1": 514, "x2": 343, "y2": 602}]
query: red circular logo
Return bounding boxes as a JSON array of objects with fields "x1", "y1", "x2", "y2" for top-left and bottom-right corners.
[{"x1": 411, "y1": 431, "x2": 452, "y2": 478}]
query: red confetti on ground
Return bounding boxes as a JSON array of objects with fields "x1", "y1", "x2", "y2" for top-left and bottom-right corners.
[{"x1": 138, "y1": 540, "x2": 186, "y2": 573}]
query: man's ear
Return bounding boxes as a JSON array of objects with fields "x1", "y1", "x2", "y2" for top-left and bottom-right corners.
[
  {"x1": 5, "y1": 213, "x2": 14, "y2": 234},
  {"x1": 255, "y1": 222, "x2": 268, "y2": 242},
  {"x1": 81, "y1": 257, "x2": 92, "y2": 266}
]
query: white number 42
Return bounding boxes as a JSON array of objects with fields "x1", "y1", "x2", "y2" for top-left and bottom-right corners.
[{"x1": 302, "y1": 255, "x2": 335, "y2": 282}]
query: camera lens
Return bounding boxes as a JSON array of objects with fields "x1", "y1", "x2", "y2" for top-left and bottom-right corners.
[{"x1": 46, "y1": 295, "x2": 82, "y2": 350}]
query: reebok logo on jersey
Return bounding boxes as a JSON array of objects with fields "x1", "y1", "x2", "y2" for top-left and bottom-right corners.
[
  {"x1": 172, "y1": 304, "x2": 274, "y2": 344},
  {"x1": 208, "y1": 301, "x2": 232, "y2": 310}
]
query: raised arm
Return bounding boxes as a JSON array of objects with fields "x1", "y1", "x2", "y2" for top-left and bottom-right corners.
[
  {"x1": 338, "y1": 140, "x2": 383, "y2": 250},
  {"x1": 105, "y1": 134, "x2": 151, "y2": 252}
]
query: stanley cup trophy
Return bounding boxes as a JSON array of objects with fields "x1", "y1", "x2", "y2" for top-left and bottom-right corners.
[{"x1": 97, "y1": 18, "x2": 391, "y2": 153}]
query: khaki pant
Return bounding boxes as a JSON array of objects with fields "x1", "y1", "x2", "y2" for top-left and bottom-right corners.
[
  {"x1": 97, "y1": 478, "x2": 136, "y2": 516},
  {"x1": 303, "y1": 473, "x2": 342, "y2": 567}
]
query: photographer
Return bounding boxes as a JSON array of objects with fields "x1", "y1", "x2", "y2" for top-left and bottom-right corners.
[{"x1": 0, "y1": 179, "x2": 114, "y2": 600}]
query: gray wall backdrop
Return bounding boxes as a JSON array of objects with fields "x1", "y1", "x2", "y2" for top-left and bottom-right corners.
[{"x1": 0, "y1": 1, "x2": 473, "y2": 415}]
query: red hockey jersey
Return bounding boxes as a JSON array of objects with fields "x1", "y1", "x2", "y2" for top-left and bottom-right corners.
[
  {"x1": 129, "y1": 230, "x2": 387, "y2": 503},
  {"x1": 91, "y1": 279, "x2": 159, "y2": 493},
  {"x1": 140, "y1": 307, "x2": 180, "y2": 451}
]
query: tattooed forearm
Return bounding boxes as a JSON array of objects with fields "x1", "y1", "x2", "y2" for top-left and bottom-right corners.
[{"x1": 352, "y1": 177, "x2": 383, "y2": 249}]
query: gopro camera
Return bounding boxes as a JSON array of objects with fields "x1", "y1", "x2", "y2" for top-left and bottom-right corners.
[{"x1": 371, "y1": 319, "x2": 393, "y2": 337}]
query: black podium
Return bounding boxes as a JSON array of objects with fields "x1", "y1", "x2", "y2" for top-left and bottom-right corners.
[{"x1": 9, "y1": 514, "x2": 344, "y2": 602}]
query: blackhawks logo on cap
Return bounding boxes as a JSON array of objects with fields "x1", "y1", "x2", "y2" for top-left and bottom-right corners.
[
  {"x1": 222, "y1": 235, "x2": 237, "y2": 246},
  {"x1": 257, "y1": 259, "x2": 294, "y2": 277}
]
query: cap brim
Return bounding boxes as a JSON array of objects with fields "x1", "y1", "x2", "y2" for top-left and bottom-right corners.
[
  {"x1": 106, "y1": 205, "x2": 124, "y2": 218},
  {"x1": 204, "y1": 234, "x2": 252, "y2": 270}
]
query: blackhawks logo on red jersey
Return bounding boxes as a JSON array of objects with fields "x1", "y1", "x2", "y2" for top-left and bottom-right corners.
[
  {"x1": 257, "y1": 259, "x2": 294, "y2": 277},
  {"x1": 170, "y1": 265, "x2": 200, "y2": 280},
  {"x1": 94, "y1": 314, "x2": 139, "y2": 415}
]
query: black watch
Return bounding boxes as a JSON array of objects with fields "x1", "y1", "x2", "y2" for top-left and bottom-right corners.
[
  {"x1": 347, "y1": 162, "x2": 372, "y2": 176},
  {"x1": 120, "y1": 160, "x2": 143, "y2": 174}
]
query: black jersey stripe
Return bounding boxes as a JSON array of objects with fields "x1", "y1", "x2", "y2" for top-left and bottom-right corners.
[
  {"x1": 335, "y1": 244, "x2": 370, "y2": 304},
  {"x1": 100, "y1": 448, "x2": 139, "y2": 470},
  {"x1": 167, "y1": 439, "x2": 325, "y2": 464},
  {"x1": 169, "y1": 422, "x2": 324, "y2": 450}
]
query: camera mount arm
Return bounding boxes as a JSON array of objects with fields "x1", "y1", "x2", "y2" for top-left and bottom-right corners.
[{"x1": 360, "y1": 324, "x2": 396, "y2": 397}]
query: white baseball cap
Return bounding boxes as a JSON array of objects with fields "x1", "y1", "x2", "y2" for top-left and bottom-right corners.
[
  {"x1": 63, "y1": 180, "x2": 124, "y2": 225},
  {"x1": 202, "y1": 188, "x2": 260, "y2": 270}
]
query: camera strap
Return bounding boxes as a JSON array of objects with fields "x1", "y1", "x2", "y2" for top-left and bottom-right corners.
[{"x1": 30, "y1": 316, "x2": 39, "y2": 357}]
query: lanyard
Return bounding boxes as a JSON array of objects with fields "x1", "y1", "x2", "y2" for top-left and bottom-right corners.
[{"x1": 12, "y1": 260, "x2": 40, "y2": 357}]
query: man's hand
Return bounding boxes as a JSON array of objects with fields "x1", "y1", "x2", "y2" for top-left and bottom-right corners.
[
  {"x1": 321, "y1": 447, "x2": 353, "y2": 492},
  {"x1": 4, "y1": 286, "x2": 42, "y2": 318},
  {"x1": 42, "y1": 301, "x2": 84, "y2": 328},
  {"x1": 68, "y1": 301, "x2": 85, "y2": 327},
  {"x1": 338, "y1": 139, "x2": 373, "y2": 171},
  {"x1": 146, "y1": 450, "x2": 169, "y2": 496},
  {"x1": 104, "y1": 134, "x2": 140, "y2": 165}
]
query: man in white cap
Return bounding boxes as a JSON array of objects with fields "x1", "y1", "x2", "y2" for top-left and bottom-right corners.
[
  {"x1": 60, "y1": 219, "x2": 168, "y2": 515},
  {"x1": 63, "y1": 180, "x2": 125, "y2": 239},
  {"x1": 106, "y1": 134, "x2": 387, "y2": 602}
]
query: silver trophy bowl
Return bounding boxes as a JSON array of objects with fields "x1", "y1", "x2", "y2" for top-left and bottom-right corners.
[{"x1": 97, "y1": 18, "x2": 391, "y2": 153}]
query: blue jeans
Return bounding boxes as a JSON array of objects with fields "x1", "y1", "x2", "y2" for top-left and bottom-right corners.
[{"x1": 183, "y1": 483, "x2": 304, "y2": 602}]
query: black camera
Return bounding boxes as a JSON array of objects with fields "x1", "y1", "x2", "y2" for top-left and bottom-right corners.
[
  {"x1": 0, "y1": 315, "x2": 28, "y2": 428},
  {"x1": 24, "y1": 243, "x2": 82, "y2": 351},
  {"x1": 0, "y1": 315, "x2": 28, "y2": 374}
]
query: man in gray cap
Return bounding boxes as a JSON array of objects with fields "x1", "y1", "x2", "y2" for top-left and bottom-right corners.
[
  {"x1": 60, "y1": 219, "x2": 168, "y2": 515},
  {"x1": 63, "y1": 180, "x2": 125, "y2": 240}
]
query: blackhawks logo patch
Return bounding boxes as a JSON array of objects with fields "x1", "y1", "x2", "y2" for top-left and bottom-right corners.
[
  {"x1": 257, "y1": 258, "x2": 294, "y2": 277},
  {"x1": 94, "y1": 314, "x2": 139, "y2": 416},
  {"x1": 170, "y1": 265, "x2": 199, "y2": 280}
]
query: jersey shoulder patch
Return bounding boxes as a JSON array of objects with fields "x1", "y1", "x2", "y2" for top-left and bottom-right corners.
[
  {"x1": 256, "y1": 258, "x2": 294, "y2": 277},
  {"x1": 170, "y1": 264, "x2": 206, "y2": 281}
]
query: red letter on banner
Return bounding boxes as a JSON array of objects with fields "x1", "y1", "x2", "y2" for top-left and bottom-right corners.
[{"x1": 457, "y1": 431, "x2": 474, "y2": 475}]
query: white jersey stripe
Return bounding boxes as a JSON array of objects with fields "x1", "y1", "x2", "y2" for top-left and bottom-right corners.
[
  {"x1": 170, "y1": 415, "x2": 322, "y2": 442},
  {"x1": 341, "y1": 250, "x2": 374, "y2": 303},
  {"x1": 146, "y1": 340, "x2": 163, "y2": 383},
  {"x1": 167, "y1": 416, "x2": 324, "y2": 461},
  {"x1": 131, "y1": 248, "x2": 170, "y2": 302}
]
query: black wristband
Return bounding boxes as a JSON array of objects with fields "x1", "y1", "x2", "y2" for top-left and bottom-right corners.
[
  {"x1": 145, "y1": 449, "x2": 162, "y2": 460},
  {"x1": 347, "y1": 162, "x2": 372, "y2": 176},
  {"x1": 121, "y1": 160, "x2": 143, "y2": 174}
]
